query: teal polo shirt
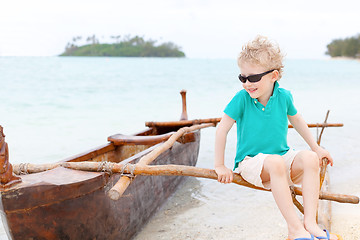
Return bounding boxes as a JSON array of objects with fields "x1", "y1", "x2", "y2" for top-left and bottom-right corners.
[{"x1": 224, "y1": 81, "x2": 297, "y2": 169}]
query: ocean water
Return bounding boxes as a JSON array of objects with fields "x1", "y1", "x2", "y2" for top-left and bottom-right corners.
[{"x1": 1, "y1": 57, "x2": 360, "y2": 239}]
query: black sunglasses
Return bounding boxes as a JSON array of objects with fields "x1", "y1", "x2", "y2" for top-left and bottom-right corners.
[{"x1": 238, "y1": 69, "x2": 275, "y2": 83}]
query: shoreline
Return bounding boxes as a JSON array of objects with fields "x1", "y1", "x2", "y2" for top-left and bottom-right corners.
[{"x1": 330, "y1": 56, "x2": 360, "y2": 62}]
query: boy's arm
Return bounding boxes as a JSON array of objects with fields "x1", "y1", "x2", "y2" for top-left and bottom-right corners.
[
  {"x1": 215, "y1": 114, "x2": 235, "y2": 183},
  {"x1": 288, "y1": 113, "x2": 334, "y2": 166}
]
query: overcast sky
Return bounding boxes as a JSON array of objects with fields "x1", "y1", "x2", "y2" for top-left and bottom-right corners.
[{"x1": 1, "y1": 0, "x2": 359, "y2": 59}]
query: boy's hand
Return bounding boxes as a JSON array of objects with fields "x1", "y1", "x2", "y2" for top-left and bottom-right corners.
[
  {"x1": 313, "y1": 146, "x2": 334, "y2": 167},
  {"x1": 214, "y1": 165, "x2": 233, "y2": 184}
]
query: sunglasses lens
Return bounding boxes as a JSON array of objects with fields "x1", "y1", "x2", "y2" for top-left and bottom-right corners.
[
  {"x1": 238, "y1": 75, "x2": 247, "y2": 83},
  {"x1": 239, "y1": 75, "x2": 261, "y2": 83},
  {"x1": 248, "y1": 76, "x2": 261, "y2": 82}
]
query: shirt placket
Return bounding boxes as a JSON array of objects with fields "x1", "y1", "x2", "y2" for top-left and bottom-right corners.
[{"x1": 254, "y1": 98, "x2": 273, "y2": 115}]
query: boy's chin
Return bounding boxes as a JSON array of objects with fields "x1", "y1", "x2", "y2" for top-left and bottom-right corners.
[{"x1": 247, "y1": 91, "x2": 259, "y2": 99}]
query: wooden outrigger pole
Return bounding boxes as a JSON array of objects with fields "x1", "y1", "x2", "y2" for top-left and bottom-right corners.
[
  {"x1": 145, "y1": 118, "x2": 344, "y2": 129},
  {"x1": 11, "y1": 156, "x2": 359, "y2": 205},
  {"x1": 11, "y1": 117, "x2": 359, "y2": 209}
]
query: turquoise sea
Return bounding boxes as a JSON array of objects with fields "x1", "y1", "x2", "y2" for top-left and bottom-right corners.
[{"x1": 1, "y1": 57, "x2": 360, "y2": 239}]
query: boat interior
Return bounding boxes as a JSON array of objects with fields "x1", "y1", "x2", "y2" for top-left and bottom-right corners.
[{"x1": 65, "y1": 125, "x2": 196, "y2": 165}]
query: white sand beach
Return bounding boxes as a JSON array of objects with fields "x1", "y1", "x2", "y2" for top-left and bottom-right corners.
[{"x1": 134, "y1": 177, "x2": 360, "y2": 240}]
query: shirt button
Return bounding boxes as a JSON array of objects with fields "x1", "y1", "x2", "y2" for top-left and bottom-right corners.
[
  {"x1": 262, "y1": 108, "x2": 265, "y2": 111},
  {"x1": 254, "y1": 100, "x2": 257, "y2": 104}
]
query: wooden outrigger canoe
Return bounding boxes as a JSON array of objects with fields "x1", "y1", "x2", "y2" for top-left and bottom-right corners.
[{"x1": 0, "y1": 91, "x2": 206, "y2": 240}]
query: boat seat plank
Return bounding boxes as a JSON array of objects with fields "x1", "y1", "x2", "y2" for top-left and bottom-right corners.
[{"x1": 108, "y1": 132, "x2": 174, "y2": 146}]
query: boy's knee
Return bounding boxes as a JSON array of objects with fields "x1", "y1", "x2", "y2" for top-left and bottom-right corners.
[
  {"x1": 264, "y1": 155, "x2": 286, "y2": 175},
  {"x1": 299, "y1": 151, "x2": 319, "y2": 170}
]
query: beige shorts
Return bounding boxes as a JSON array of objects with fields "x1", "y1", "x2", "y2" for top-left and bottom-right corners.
[{"x1": 234, "y1": 149, "x2": 301, "y2": 190}]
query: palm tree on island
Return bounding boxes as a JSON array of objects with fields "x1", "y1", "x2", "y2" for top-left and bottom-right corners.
[{"x1": 60, "y1": 34, "x2": 185, "y2": 57}]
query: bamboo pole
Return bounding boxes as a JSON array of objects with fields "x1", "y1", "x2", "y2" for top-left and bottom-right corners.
[
  {"x1": 317, "y1": 110, "x2": 330, "y2": 145},
  {"x1": 107, "y1": 123, "x2": 215, "y2": 200},
  {"x1": 10, "y1": 160, "x2": 359, "y2": 204},
  {"x1": 138, "y1": 123, "x2": 214, "y2": 166},
  {"x1": 108, "y1": 176, "x2": 132, "y2": 200},
  {"x1": 319, "y1": 158, "x2": 329, "y2": 189},
  {"x1": 146, "y1": 118, "x2": 221, "y2": 127},
  {"x1": 315, "y1": 111, "x2": 331, "y2": 229},
  {"x1": 107, "y1": 176, "x2": 132, "y2": 200},
  {"x1": 318, "y1": 173, "x2": 332, "y2": 231},
  {"x1": 293, "y1": 123, "x2": 343, "y2": 128},
  {"x1": 291, "y1": 195, "x2": 305, "y2": 214},
  {"x1": 145, "y1": 118, "x2": 343, "y2": 129},
  {"x1": 61, "y1": 161, "x2": 360, "y2": 204}
]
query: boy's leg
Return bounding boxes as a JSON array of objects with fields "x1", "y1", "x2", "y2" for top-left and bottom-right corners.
[
  {"x1": 261, "y1": 155, "x2": 311, "y2": 239},
  {"x1": 291, "y1": 150, "x2": 339, "y2": 240}
]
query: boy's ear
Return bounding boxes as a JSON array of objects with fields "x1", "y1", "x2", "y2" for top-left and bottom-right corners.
[{"x1": 271, "y1": 70, "x2": 279, "y2": 82}]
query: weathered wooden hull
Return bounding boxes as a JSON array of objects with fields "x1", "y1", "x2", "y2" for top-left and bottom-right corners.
[{"x1": 0, "y1": 129, "x2": 200, "y2": 240}]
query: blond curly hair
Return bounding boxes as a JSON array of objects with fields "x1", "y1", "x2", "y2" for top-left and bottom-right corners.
[{"x1": 238, "y1": 35, "x2": 285, "y2": 80}]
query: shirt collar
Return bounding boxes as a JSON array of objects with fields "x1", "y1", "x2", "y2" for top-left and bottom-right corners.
[{"x1": 272, "y1": 81, "x2": 280, "y2": 97}]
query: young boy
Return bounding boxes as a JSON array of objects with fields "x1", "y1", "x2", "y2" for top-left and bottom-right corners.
[{"x1": 214, "y1": 36, "x2": 341, "y2": 240}]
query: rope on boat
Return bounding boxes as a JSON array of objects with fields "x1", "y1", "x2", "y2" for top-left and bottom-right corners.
[
  {"x1": 119, "y1": 163, "x2": 135, "y2": 179},
  {"x1": 97, "y1": 161, "x2": 115, "y2": 175},
  {"x1": 96, "y1": 161, "x2": 136, "y2": 178},
  {"x1": 96, "y1": 160, "x2": 135, "y2": 178}
]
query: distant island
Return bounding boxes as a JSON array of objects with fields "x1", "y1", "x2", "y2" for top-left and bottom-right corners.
[
  {"x1": 60, "y1": 35, "x2": 185, "y2": 57},
  {"x1": 326, "y1": 34, "x2": 360, "y2": 58}
]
